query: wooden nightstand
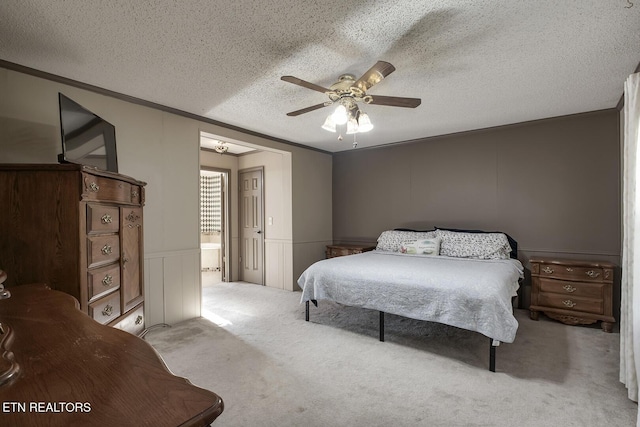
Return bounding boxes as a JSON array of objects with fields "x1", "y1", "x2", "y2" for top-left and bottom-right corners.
[
  {"x1": 529, "y1": 258, "x2": 615, "y2": 332},
  {"x1": 326, "y1": 244, "x2": 376, "y2": 259}
]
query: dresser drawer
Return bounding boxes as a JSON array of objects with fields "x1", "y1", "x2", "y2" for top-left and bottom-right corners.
[
  {"x1": 539, "y1": 278, "x2": 604, "y2": 299},
  {"x1": 89, "y1": 291, "x2": 121, "y2": 325},
  {"x1": 111, "y1": 304, "x2": 145, "y2": 336},
  {"x1": 82, "y1": 173, "x2": 140, "y2": 205},
  {"x1": 86, "y1": 204, "x2": 120, "y2": 234},
  {"x1": 538, "y1": 293, "x2": 603, "y2": 315},
  {"x1": 538, "y1": 264, "x2": 606, "y2": 283},
  {"x1": 87, "y1": 235, "x2": 120, "y2": 268},
  {"x1": 88, "y1": 264, "x2": 121, "y2": 301}
]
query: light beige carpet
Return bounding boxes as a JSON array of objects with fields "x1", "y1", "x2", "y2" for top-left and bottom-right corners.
[{"x1": 145, "y1": 282, "x2": 637, "y2": 427}]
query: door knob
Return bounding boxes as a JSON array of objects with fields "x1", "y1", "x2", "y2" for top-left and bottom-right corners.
[{"x1": 256, "y1": 230, "x2": 262, "y2": 234}]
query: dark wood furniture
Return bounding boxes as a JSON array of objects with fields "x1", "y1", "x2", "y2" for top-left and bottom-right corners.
[
  {"x1": 0, "y1": 164, "x2": 146, "y2": 335},
  {"x1": 529, "y1": 257, "x2": 615, "y2": 332},
  {"x1": 326, "y1": 244, "x2": 376, "y2": 259},
  {"x1": 0, "y1": 284, "x2": 223, "y2": 426}
]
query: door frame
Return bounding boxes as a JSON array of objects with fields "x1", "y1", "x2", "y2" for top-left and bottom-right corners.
[
  {"x1": 238, "y1": 166, "x2": 265, "y2": 285},
  {"x1": 200, "y1": 166, "x2": 231, "y2": 282}
]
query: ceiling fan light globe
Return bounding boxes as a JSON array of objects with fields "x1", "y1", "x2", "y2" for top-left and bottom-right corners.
[
  {"x1": 357, "y1": 113, "x2": 373, "y2": 132},
  {"x1": 332, "y1": 104, "x2": 348, "y2": 125},
  {"x1": 321, "y1": 115, "x2": 337, "y2": 132},
  {"x1": 346, "y1": 116, "x2": 359, "y2": 134}
]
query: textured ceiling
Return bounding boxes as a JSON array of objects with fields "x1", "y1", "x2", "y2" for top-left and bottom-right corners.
[{"x1": 1, "y1": 1, "x2": 639, "y2": 152}]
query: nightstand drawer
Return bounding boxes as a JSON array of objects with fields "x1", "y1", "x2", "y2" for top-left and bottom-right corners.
[
  {"x1": 538, "y1": 265, "x2": 606, "y2": 283},
  {"x1": 538, "y1": 293, "x2": 603, "y2": 315},
  {"x1": 326, "y1": 244, "x2": 375, "y2": 259},
  {"x1": 328, "y1": 247, "x2": 358, "y2": 257},
  {"x1": 539, "y1": 278, "x2": 604, "y2": 298}
]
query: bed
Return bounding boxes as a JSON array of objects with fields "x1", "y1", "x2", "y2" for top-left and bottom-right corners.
[{"x1": 297, "y1": 228, "x2": 524, "y2": 372}]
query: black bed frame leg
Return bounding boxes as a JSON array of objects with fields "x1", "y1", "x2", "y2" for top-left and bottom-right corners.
[
  {"x1": 305, "y1": 300, "x2": 317, "y2": 322},
  {"x1": 379, "y1": 311, "x2": 385, "y2": 342},
  {"x1": 489, "y1": 339, "x2": 496, "y2": 372}
]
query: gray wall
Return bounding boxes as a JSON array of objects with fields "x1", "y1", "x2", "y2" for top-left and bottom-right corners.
[{"x1": 333, "y1": 109, "x2": 621, "y2": 317}]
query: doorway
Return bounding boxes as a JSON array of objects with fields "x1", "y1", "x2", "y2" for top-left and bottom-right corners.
[{"x1": 200, "y1": 167, "x2": 230, "y2": 287}]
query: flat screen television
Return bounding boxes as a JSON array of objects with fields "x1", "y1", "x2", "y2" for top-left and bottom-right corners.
[{"x1": 58, "y1": 93, "x2": 118, "y2": 173}]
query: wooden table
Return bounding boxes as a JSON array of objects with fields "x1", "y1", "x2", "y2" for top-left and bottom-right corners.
[{"x1": 0, "y1": 284, "x2": 223, "y2": 426}]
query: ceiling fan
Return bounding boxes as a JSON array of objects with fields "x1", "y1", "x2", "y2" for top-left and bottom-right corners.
[{"x1": 281, "y1": 61, "x2": 421, "y2": 136}]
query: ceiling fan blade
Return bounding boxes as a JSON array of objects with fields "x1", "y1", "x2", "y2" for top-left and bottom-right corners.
[
  {"x1": 286, "y1": 103, "x2": 329, "y2": 117},
  {"x1": 367, "y1": 95, "x2": 421, "y2": 108},
  {"x1": 354, "y1": 61, "x2": 396, "y2": 92},
  {"x1": 281, "y1": 76, "x2": 330, "y2": 93}
]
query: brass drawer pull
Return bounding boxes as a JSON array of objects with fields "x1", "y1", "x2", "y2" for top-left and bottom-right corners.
[
  {"x1": 135, "y1": 315, "x2": 143, "y2": 325},
  {"x1": 126, "y1": 211, "x2": 140, "y2": 223},
  {"x1": 586, "y1": 270, "x2": 600, "y2": 278},
  {"x1": 102, "y1": 275, "x2": 113, "y2": 286},
  {"x1": 562, "y1": 300, "x2": 576, "y2": 308},
  {"x1": 101, "y1": 214, "x2": 113, "y2": 224},
  {"x1": 89, "y1": 182, "x2": 100, "y2": 192},
  {"x1": 102, "y1": 304, "x2": 113, "y2": 317},
  {"x1": 542, "y1": 266, "x2": 554, "y2": 274},
  {"x1": 101, "y1": 245, "x2": 112, "y2": 255},
  {"x1": 562, "y1": 284, "x2": 576, "y2": 293}
]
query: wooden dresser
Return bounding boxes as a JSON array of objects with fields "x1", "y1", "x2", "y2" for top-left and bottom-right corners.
[
  {"x1": 326, "y1": 244, "x2": 376, "y2": 259},
  {"x1": 0, "y1": 284, "x2": 223, "y2": 426},
  {"x1": 529, "y1": 257, "x2": 615, "y2": 332},
  {"x1": 0, "y1": 164, "x2": 146, "y2": 335}
]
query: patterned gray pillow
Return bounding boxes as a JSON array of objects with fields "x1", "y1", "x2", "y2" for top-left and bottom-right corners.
[
  {"x1": 435, "y1": 229, "x2": 512, "y2": 260},
  {"x1": 376, "y1": 230, "x2": 437, "y2": 252}
]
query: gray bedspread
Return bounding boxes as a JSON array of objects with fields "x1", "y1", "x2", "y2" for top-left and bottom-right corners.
[{"x1": 298, "y1": 251, "x2": 524, "y2": 343}]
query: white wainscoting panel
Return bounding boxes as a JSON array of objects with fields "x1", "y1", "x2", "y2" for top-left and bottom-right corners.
[
  {"x1": 144, "y1": 257, "x2": 165, "y2": 327},
  {"x1": 144, "y1": 249, "x2": 202, "y2": 327},
  {"x1": 265, "y1": 239, "x2": 293, "y2": 290}
]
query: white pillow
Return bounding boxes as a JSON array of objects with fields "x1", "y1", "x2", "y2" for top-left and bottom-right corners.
[
  {"x1": 400, "y1": 238, "x2": 441, "y2": 256},
  {"x1": 376, "y1": 230, "x2": 436, "y2": 252}
]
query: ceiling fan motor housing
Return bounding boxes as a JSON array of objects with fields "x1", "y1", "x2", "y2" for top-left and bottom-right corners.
[{"x1": 329, "y1": 74, "x2": 365, "y2": 105}]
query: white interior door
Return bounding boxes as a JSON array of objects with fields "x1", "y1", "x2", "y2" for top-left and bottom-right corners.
[{"x1": 239, "y1": 168, "x2": 264, "y2": 285}]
